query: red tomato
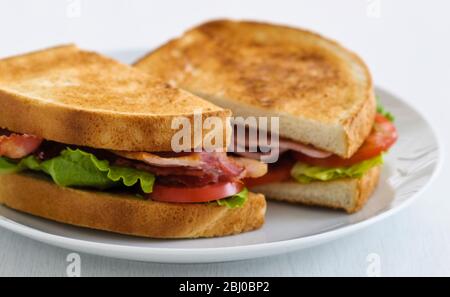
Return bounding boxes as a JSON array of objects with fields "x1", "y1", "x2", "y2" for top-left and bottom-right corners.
[
  {"x1": 0, "y1": 133, "x2": 43, "y2": 159},
  {"x1": 243, "y1": 158, "x2": 294, "y2": 188},
  {"x1": 150, "y1": 181, "x2": 245, "y2": 203},
  {"x1": 293, "y1": 114, "x2": 398, "y2": 167}
]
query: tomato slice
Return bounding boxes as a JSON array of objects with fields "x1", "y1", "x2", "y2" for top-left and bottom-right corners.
[
  {"x1": 293, "y1": 114, "x2": 398, "y2": 167},
  {"x1": 0, "y1": 133, "x2": 43, "y2": 159},
  {"x1": 243, "y1": 157, "x2": 294, "y2": 188},
  {"x1": 150, "y1": 181, "x2": 245, "y2": 203}
]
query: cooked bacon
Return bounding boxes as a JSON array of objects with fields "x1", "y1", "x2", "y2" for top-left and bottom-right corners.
[
  {"x1": 0, "y1": 133, "x2": 43, "y2": 159},
  {"x1": 115, "y1": 158, "x2": 221, "y2": 186},
  {"x1": 232, "y1": 126, "x2": 332, "y2": 159},
  {"x1": 113, "y1": 151, "x2": 243, "y2": 186},
  {"x1": 112, "y1": 151, "x2": 266, "y2": 187},
  {"x1": 113, "y1": 151, "x2": 243, "y2": 175},
  {"x1": 113, "y1": 151, "x2": 204, "y2": 168},
  {"x1": 278, "y1": 138, "x2": 332, "y2": 158}
]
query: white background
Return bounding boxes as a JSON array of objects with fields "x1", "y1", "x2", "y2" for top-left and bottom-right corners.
[{"x1": 0, "y1": 0, "x2": 449, "y2": 276}]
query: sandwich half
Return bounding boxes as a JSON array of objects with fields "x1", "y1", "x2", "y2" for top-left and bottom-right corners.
[
  {"x1": 0, "y1": 45, "x2": 267, "y2": 238},
  {"x1": 134, "y1": 20, "x2": 398, "y2": 213}
]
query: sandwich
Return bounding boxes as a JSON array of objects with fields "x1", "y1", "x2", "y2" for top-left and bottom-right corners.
[
  {"x1": 134, "y1": 20, "x2": 398, "y2": 213},
  {"x1": 0, "y1": 45, "x2": 268, "y2": 238}
]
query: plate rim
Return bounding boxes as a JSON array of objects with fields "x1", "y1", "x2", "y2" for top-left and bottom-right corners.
[{"x1": 0, "y1": 87, "x2": 444, "y2": 263}]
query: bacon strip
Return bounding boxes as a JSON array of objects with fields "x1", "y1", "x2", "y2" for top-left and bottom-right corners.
[
  {"x1": 278, "y1": 138, "x2": 332, "y2": 158},
  {"x1": 113, "y1": 150, "x2": 204, "y2": 168},
  {"x1": 0, "y1": 133, "x2": 43, "y2": 159},
  {"x1": 232, "y1": 128, "x2": 332, "y2": 160},
  {"x1": 0, "y1": 129, "x2": 267, "y2": 187},
  {"x1": 112, "y1": 151, "x2": 267, "y2": 186}
]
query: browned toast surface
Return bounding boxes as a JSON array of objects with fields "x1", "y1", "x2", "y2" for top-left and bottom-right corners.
[
  {"x1": 0, "y1": 173, "x2": 266, "y2": 238},
  {"x1": 0, "y1": 45, "x2": 231, "y2": 151},
  {"x1": 136, "y1": 20, "x2": 376, "y2": 157}
]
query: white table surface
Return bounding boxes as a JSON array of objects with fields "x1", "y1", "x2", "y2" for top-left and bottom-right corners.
[{"x1": 0, "y1": 0, "x2": 449, "y2": 277}]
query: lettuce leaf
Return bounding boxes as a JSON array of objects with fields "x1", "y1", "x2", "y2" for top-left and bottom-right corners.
[
  {"x1": 105, "y1": 166, "x2": 155, "y2": 194},
  {"x1": 376, "y1": 97, "x2": 395, "y2": 122},
  {"x1": 1, "y1": 149, "x2": 247, "y2": 207},
  {"x1": 0, "y1": 157, "x2": 21, "y2": 174},
  {"x1": 0, "y1": 155, "x2": 41, "y2": 174},
  {"x1": 0, "y1": 149, "x2": 155, "y2": 193},
  {"x1": 216, "y1": 188, "x2": 248, "y2": 208},
  {"x1": 291, "y1": 155, "x2": 383, "y2": 184},
  {"x1": 39, "y1": 149, "x2": 116, "y2": 189}
]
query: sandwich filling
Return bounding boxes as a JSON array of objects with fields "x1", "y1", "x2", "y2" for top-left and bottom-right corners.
[
  {"x1": 243, "y1": 104, "x2": 397, "y2": 187},
  {"x1": 0, "y1": 130, "x2": 267, "y2": 208}
]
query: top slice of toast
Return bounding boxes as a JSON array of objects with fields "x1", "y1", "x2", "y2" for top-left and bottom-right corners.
[
  {"x1": 135, "y1": 20, "x2": 376, "y2": 158},
  {"x1": 0, "y1": 45, "x2": 231, "y2": 152}
]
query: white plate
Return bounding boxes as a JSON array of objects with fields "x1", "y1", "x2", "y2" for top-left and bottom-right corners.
[{"x1": 0, "y1": 51, "x2": 443, "y2": 263}]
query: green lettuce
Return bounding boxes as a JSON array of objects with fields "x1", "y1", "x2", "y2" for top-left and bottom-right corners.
[
  {"x1": 0, "y1": 148, "x2": 155, "y2": 193},
  {"x1": 376, "y1": 97, "x2": 395, "y2": 122},
  {"x1": 0, "y1": 155, "x2": 41, "y2": 174},
  {"x1": 216, "y1": 188, "x2": 249, "y2": 208},
  {"x1": 1, "y1": 148, "x2": 248, "y2": 208},
  {"x1": 291, "y1": 155, "x2": 383, "y2": 184},
  {"x1": 0, "y1": 157, "x2": 22, "y2": 174}
]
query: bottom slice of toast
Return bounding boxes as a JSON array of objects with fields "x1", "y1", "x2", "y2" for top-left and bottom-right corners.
[
  {"x1": 0, "y1": 173, "x2": 266, "y2": 238},
  {"x1": 252, "y1": 166, "x2": 380, "y2": 213}
]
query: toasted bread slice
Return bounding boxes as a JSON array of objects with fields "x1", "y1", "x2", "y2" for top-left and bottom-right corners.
[
  {"x1": 251, "y1": 166, "x2": 380, "y2": 213},
  {"x1": 0, "y1": 45, "x2": 231, "y2": 152},
  {"x1": 135, "y1": 20, "x2": 376, "y2": 158},
  {"x1": 0, "y1": 173, "x2": 266, "y2": 238}
]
